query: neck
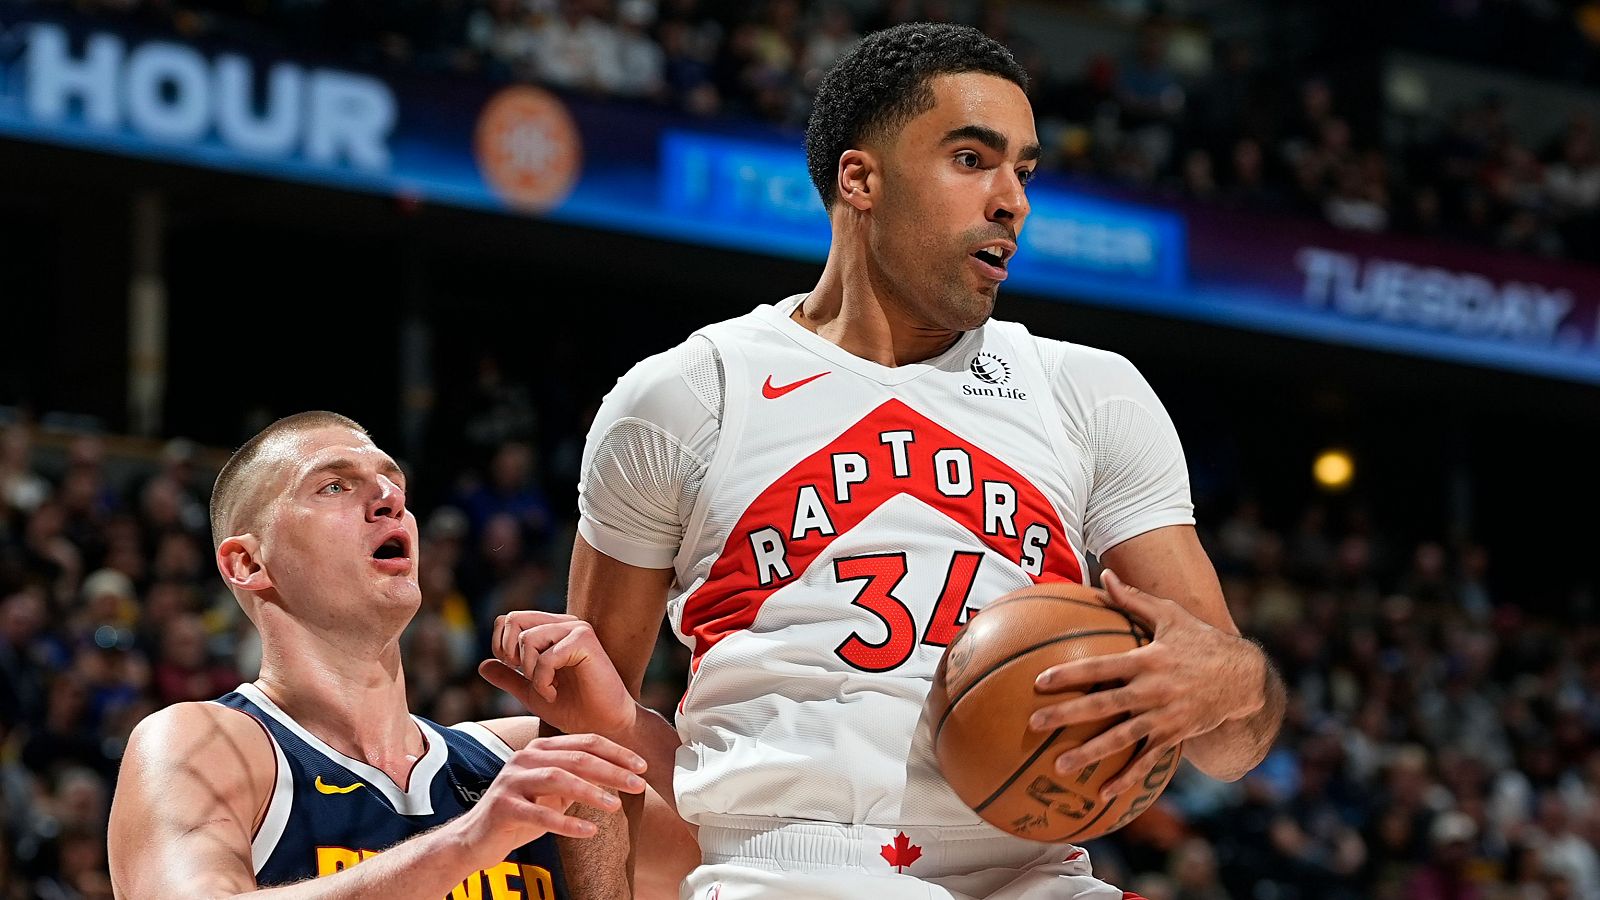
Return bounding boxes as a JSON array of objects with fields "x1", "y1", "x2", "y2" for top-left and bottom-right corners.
[
  {"x1": 252, "y1": 603, "x2": 423, "y2": 785},
  {"x1": 796, "y1": 217, "x2": 964, "y2": 367}
]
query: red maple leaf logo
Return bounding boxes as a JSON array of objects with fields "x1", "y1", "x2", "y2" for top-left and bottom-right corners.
[{"x1": 880, "y1": 832, "x2": 923, "y2": 873}]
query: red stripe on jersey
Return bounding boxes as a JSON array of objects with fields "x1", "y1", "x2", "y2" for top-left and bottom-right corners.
[{"x1": 679, "y1": 398, "x2": 1081, "y2": 665}]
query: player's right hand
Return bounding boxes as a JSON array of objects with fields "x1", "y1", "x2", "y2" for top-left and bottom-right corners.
[{"x1": 450, "y1": 733, "x2": 647, "y2": 869}]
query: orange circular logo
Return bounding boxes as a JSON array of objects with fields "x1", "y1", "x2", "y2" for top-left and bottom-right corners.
[{"x1": 474, "y1": 86, "x2": 582, "y2": 212}]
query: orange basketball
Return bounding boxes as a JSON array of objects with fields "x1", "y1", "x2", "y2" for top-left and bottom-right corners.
[{"x1": 927, "y1": 580, "x2": 1182, "y2": 843}]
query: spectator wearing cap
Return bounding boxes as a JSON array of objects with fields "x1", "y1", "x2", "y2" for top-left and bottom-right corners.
[{"x1": 1407, "y1": 810, "x2": 1486, "y2": 900}]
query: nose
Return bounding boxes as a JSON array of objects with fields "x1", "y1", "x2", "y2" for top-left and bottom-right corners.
[
  {"x1": 988, "y1": 169, "x2": 1030, "y2": 228},
  {"x1": 368, "y1": 475, "x2": 407, "y2": 522}
]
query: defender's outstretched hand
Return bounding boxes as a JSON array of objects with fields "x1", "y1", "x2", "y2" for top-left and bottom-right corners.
[
  {"x1": 1028, "y1": 569, "x2": 1267, "y2": 799},
  {"x1": 481, "y1": 611, "x2": 638, "y2": 738}
]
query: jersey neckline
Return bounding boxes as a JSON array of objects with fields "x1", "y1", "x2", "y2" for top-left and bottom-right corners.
[
  {"x1": 232, "y1": 682, "x2": 448, "y2": 816},
  {"x1": 760, "y1": 294, "x2": 984, "y2": 387}
]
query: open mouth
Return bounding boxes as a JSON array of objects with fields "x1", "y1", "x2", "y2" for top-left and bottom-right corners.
[
  {"x1": 372, "y1": 536, "x2": 408, "y2": 561},
  {"x1": 972, "y1": 248, "x2": 1007, "y2": 269}
]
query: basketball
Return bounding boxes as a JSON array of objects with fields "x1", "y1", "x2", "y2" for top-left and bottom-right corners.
[{"x1": 928, "y1": 580, "x2": 1183, "y2": 844}]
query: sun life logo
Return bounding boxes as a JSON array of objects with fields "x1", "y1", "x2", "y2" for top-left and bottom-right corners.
[{"x1": 969, "y1": 352, "x2": 1011, "y2": 385}]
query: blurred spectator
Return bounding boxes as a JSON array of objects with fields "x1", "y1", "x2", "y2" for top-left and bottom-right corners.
[
  {"x1": 798, "y1": 3, "x2": 859, "y2": 93},
  {"x1": 1222, "y1": 138, "x2": 1281, "y2": 210},
  {"x1": 1407, "y1": 810, "x2": 1487, "y2": 900},
  {"x1": 467, "y1": 0, "x2": 539, "y2": 79},
  {"x1": 151, "y1": 613, "x2": 238, "y2": 705},
  {"x1": 1546, "y1": 120, "x2": 1600, "y2": 215},
  {"x1": 1115, "y1": 18, "x2": 1183, "y2": 176},
  {"x1": 533, "y1": 0, "x2": 626, "y2": 94},
  {"x1": 615, "y1": 0, "x2": 667, "y2": 99},
  {"x1": 458, "y1": 354, "x2": 537, "y2": 454},
  {"x1": 1178, "y1": 148, "x2": 1217, "y2": 202},
  {"x1": 0, "y1": 587, "x2": 48, "y2": 726},
  {"x1": 0, "y1": 426, "x2": 49, "y2": 515},
  {"x1": 661, "y1": 16, "x2": 722, "y2": 114},
  {"x1": 454, "y1": 440, "x2": 554, "y2": 550},
  {"x1": 1168, "y1": 837, "x2": 1229, "y2": 900}
]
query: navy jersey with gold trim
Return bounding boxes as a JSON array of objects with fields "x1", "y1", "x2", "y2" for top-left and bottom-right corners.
[{"x1": 214, "y1": 683, "x2": 567, "y2": 898}]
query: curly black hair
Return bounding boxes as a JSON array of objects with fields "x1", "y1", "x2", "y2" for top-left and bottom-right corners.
[{"x1": 804, "y1": 22, "x2": 1028, "y2": 209}]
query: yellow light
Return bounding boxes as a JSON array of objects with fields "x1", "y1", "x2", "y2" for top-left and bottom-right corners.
[{"x1": 1313, "y1": 449, "x2": 1355, "y2": 492}]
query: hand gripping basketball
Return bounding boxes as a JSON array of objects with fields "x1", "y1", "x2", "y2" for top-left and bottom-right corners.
[
  {"x1": 1030, "y1": 569, "x2": 1266, "y2": 800},
  {"x1": 929, "y1": 579, "x2": 1175, "y2": 842}
]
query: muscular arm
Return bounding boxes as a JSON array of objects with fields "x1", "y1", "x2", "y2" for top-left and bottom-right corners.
[
  {"x1": 552, "y1": 535, "x2": 679, "y2": 900},
  {"x1": 109, "y1": 704, "x2": 505, "y2": 900},
  {"x1": 111, "y1": 704, "x2": 643, "y2": 890},
  {"x1": 1097, "y1": 525, "x2": 1285, "y2": 780}
]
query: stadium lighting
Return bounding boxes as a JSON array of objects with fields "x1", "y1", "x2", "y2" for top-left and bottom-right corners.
[{"x1": 1313, "y1": 448, "x2": 1355, "y2": 492}]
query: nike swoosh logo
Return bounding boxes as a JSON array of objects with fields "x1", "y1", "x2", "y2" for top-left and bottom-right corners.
[
  {"x1": 314, "y1": 775, "x2": 365, "y2": 795},
  {"x1": 762, "y1": 371, "x2": 830, "y2": 399}
]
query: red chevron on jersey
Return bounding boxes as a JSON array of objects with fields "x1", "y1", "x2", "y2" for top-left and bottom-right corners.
[{"x1": 679, "y1": 398, "x2": 1081, "y2": 663}]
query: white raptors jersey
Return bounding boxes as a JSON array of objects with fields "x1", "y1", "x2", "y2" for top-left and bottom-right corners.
[{"x1": 579, "y1": 296, "x2": 1193, "y2": 834}]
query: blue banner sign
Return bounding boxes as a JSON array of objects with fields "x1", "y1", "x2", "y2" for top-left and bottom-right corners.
[{"x1": 3, "y1": 5, "x2": 1598, "y2": 384}]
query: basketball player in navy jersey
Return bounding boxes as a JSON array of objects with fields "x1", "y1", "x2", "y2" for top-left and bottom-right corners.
[
  {"x1": 549, "y1": 22, "x2": 1287, "y2": 900},
  {"x1": 107, "y1": 411, "x2": 696, "y2": 899}
]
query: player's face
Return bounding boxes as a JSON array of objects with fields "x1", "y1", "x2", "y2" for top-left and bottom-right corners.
[
  {"x1": 873, "y1": 72, "x2": 1038, "y2": 331},
  {"x1": 259, "y1": 426, "x2": 421, "y2": 622}
]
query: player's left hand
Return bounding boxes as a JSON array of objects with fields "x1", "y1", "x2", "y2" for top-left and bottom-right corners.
[
  {"x1": 480, "y1": 611, "x2": 639, "y2": 740},
  {"x1": 1029, "y1": 569, "x2": 1266, "y2": 800}
]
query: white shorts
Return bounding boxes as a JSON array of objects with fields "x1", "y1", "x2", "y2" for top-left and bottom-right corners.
[{"x1": 681, "y1": 816, "x2": 1130, "y2": 900}]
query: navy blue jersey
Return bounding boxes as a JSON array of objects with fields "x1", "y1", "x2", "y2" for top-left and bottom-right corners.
[{"x1": 214, "y1": 683, "x2": 566, "y2": 898}]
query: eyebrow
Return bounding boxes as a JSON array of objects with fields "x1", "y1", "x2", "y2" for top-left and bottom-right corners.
[
  {"x1": 303, "y1": 458, "x2": 406, "y2": 486},
  {"x1": 941, "y1": 125, "x2": 1042, "y2": 163}
]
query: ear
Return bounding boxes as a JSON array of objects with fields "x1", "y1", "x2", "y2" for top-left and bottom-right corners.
[
  {"x1": 837, "y1": 149, "x2": 877, "y2": 212},
  {"x1": 217, "y1": 534, "x2": 273, "y2": 595}
]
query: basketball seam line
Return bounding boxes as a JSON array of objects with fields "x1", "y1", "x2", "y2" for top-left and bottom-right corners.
[
  {"x1": 933, "y1": 629, "x2": 1140, "y2": 743},
  {"x1": 974, "y1": 725, "x2": 1066, "y2": 813},
  {"x1": 981, "y1": 592, "x2": 1152, "y2": 640},
  {"x1": 1054, "y1": 735, "x2": 1148, "y2": 843}
]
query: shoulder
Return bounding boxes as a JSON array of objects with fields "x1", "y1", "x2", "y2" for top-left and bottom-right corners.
[
  {"x1": 117, "y1": 701, "x2": 276, "y2": 823},
  {"x1": 595, "y1": 334, "x2": 723, "y2": 435},
  {"x1": 1020, "y1": 331, "x2": 1153, "y2": 404},
  {"x1": 127, "y1": 700, "x2": 274, "y2": 770}
]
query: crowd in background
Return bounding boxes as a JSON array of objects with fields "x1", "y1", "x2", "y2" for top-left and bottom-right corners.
[
  {"x1": 1, "y1": 406, "x2": 1596, "y2": 900},
  {"x1": 36, "y1": 0, "x2": 1600, "y2": 266}
]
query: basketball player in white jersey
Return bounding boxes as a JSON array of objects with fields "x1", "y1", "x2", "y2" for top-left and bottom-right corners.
[
  {"x1": 540, "y1": 22, "x2": 1287, "y2": 900},
  {"x1": 106, "y1": 412, "x2": 697, "y2": 899}
]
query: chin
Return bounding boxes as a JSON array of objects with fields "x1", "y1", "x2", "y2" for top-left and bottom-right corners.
[
  {"x1": 946, "y1": 290, "x2": 997, "y2": 331},
  {"x1": 374, "y1": 579, "x2": 423, "y2": 613}
]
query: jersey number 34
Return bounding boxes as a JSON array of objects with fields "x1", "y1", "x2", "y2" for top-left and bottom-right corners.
[{"x1": 832, "y1": 551, "x2": 984, "y2": 672}]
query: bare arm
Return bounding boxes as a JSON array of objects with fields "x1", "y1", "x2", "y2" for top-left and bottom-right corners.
[
  {"x1": 551, "y1": 535, "x2": 678, "y2": 900},
  {"x1": 109, "y1": 703, "x2": 642, "y2": 900},
  {"x1": 1097, "y1": 525, "x2": 1286, "y2": 779},
  {"x1": 481, "y1": 714, "x2": 698, "y2": 900},
  {"x1": 1030, "y1": 525, "x2": 1285, "y2": 794}
]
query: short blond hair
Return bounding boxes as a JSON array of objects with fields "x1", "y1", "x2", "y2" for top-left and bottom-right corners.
[{"x1": 209, "y1": 411, "x2": 366, "y2": 549}]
